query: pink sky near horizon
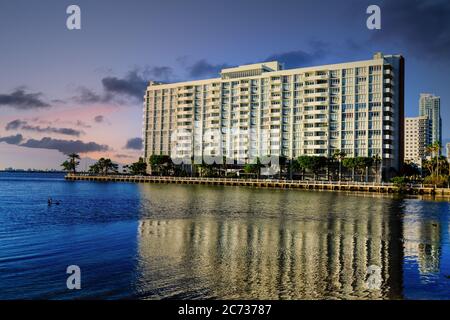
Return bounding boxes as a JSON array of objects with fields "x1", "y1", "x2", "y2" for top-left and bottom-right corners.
[{"x1": 0, "y1": 102, "x2": 143, "y2": 170}]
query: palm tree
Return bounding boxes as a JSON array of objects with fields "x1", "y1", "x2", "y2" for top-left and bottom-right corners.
[
  {"x1": 296, "y1": 155, "x2": 326, "y2": 181},
  {"x1": 244, "y1": 157, "x2": 263, "y2": 179},
  {"x1": 355, "y1": 157, "x2": 373, "y2": 182},
  {"x1": 61, "y1": 160, "x2": 73, "y2": 173},
  {"x1": 88, "y1": 163, "x2": 101, "y2": 174},
  {"x1": 426, "y1": 142, "x2": 441, "y2": 177},
  {"x1": 129, "y1": 157, "x2": 147, "y2": 175},
  {"x1": 90, "y1": 158, "x2": 118, "y2": 175},
  {"x1": 342, "y1": 157, "x2": 357, "y2": 181},
  {"x1": 332, "y1": 150, "x2": 346, "y2": 181},
  {"x1": 372, "y1": 154, "x2": 381, "y2": 183},
  {"x1": 100, "y1": 158, "x2": 118, "y2": 175},
  {"x1": 149, "y1": 155, "x2": 172, "y2": 176},
  {"x1": 434, "y1": 142, "x2": 442, "y2": 176},
  {"x1": 61, "y1": 153, "x2": 80, "y2": 174}
]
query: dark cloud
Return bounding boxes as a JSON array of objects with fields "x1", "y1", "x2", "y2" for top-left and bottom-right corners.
[
  {"x1": 374, "y1": 0, "x2": 450, "y2": 60},
  {"x1": 265, "y1": 41, "x2": 329, "y2": 68},
  {"x1": 5, "y1": 119, "x2": 26, "y2": 130},
  {"x1": 0, "y1": 134, "x2": 24, "y2": 145},
  {"x1": 20, "y1": 137, "x2": 109, "y2": 154},
  {"x1": 5, "y1": 119, "x2": 83, "y2": 137},
  {"x1": 101, "y1": 70, "x2": 147, "y2": 100},
  {"x1": 124, "y1": 137, "x2": 143, "y2": 150},
  {"x1": 187, "y1": 59, "x2": 231, "y2": 78},
  {"x1": 72, "y1": 67, "x2": 173, "y2": 105},
  {"x1": 72, "y1": 87, "x2": 111, "y2": 105},
  {"x1": 0, "y1": 89, "x2": 51, "y2": 110},
  {"x1": 94, "y1": 115, "x2": 105, "y2": 123}
]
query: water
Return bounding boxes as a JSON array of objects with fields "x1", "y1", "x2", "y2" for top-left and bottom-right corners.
[{"x1": 0, "y1": 172, "x2": 449, "y2": 299}]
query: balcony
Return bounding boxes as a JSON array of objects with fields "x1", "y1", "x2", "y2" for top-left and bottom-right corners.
[
  {"x1": 271, "y1": 79, "x2": 282, "y2": 85},
  {"x1": 179, "y1": 88, "x2": 193, "y2": 94},
  {"x1": 177, "y1": 109, "x2": 193, "y2": 116},
  {"x1": 306, "y1": 74, "x2": 328, "y2": 81},
  {"x1": 178, "y1": 101, "x2": 193, "y2": 107}
]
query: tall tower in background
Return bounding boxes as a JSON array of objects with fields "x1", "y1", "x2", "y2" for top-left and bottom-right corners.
[{"x1": 419, "y1": 93, "x2": 441, "y2": 150}]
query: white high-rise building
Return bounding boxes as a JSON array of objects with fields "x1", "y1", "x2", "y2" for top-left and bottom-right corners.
[
  {"x1": 404, "y1": 116, "x2": 431, "y2": 166},
  {"x1": 143, "y1": 53, "x2": 405, "y2": 178},
  {"x1": 419, "y1": 93, "x2": 441, "y2": 149}
]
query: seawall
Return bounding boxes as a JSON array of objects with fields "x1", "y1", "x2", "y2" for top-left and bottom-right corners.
[{"x1": 64, "y1": 174, "x2": 450, "y2": 197}]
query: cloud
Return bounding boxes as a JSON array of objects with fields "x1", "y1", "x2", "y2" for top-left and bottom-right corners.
[
  {"x1": 101, "y1": 70, "x2": 148, "y2": 100},
  {"x1": 5, "y1": 119, "x2": 83, "y2": 137},
  {"x1": 265, "y1": 41, "x2": 329, "y2": 68},
  {"x1": 0, "y1": 89, "x2": 51, "y2": 110},
  {"x1": 124, "y1": 137, "x2": 143, "y2": 150},
  {"x1": 94, "y1": 115, "x2": 105, "y2": 123},
  {"x1": 5, "y1": 119, "x2": 26, "y2": 130},
  {"x1": 115, "y1": 153, "x2": 133, "y2": 159},
  {"x1": 187, "y1": 59, "x2": 231, "y2": 78},
  {"x1": 0, "y1": 134, "x2": 24, "y2": 145},
  {"x1": 72, "y1": 87, "x2": 111, "y2": 105},
  {"x1": 72, "y1": 67, "x2": 173, "y2": 106},
  {"x1": 374, "y1": 0, "x2": 450, "y2": 60},
  {"x1": 20, "y1": 137, "x2": 109, "y2": 154},
  {"x1": 75, "y1": 120, "x2": 92, "y2": 129}
]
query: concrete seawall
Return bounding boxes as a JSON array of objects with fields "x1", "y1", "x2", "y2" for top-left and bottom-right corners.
[{"x1": 64, "y1": 174, "x2": 450, "y2": 197}]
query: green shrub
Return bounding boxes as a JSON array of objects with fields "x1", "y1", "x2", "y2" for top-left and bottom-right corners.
[{"x1": 423, "y1": 175, "x2": 449, "y2": 188}]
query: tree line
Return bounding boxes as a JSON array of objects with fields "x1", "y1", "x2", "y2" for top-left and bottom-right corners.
[{"x1": 60, "y1": 141, "x2": 450, "y2": 187}]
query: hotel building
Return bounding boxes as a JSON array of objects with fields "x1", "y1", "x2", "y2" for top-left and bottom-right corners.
[
  {"x1": 404, "y1": 116, "x2": 431, "y2": 166},
  {"x1": 143, "y1": 53, "x2": 404, "y2": 178}
]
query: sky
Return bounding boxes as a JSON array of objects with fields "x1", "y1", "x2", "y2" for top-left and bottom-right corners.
[{"x1": 0, "y1": 0, "x2": 449, "y2": 169}]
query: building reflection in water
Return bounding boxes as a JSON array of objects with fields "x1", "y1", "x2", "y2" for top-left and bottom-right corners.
[
  {"x1": 403, "y1": 201, "x2": 443, "y2": 275},
  {"x1": 135, "y1": 185, "x2": 405, "y2": 299}
]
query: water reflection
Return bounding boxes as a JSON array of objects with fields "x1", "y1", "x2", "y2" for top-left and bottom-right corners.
[
  {"x1": 135, "y1": 185, "x2": 409, "y2": 299},
  {"x1": 402, "y1": 200, "x2": 449, "y2": 287}
]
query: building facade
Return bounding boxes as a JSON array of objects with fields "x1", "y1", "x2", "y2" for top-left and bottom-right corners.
[
  {"x1": 446, "y1": 142, "x2": 450, "y2": 160},
  {"x1": 143, "y1": 53, "x2": 404, "y2": 178},
  {"x1": 404, "y1": 116, "x2": 431, "y2": 166},
  {"x1": 419, "y1": 93, "x2": 441, "y2": 150}
]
